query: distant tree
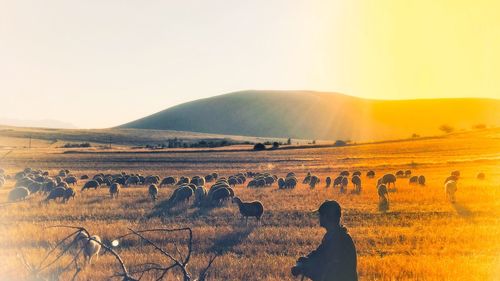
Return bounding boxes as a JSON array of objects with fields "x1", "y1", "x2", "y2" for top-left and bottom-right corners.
[
  {"x1": 411, "y1": 133, "x2": 420, "y2": 138},
  {"x1": 312, "y1": 140, "x2": 316, "y2": 145},
  {"x1": 62, "y1": 142, "x2": 91, "y2": 148},
  {"x1": 439, "y1": 124, "x2": 455, "y2": 134},
  {"x1": 272, "y1": 142, "x2": 280, "y2": 149},
  {"x1": 253, "y1": 143, "x2": 266, "y2": 151},
  {"x1": 287, "y1": 138, "x2": 292, "y2": 145},
  {"x1": 334, "y1": 140, "x2": 347, "y2": 147},
  {"x1": 473, "y1": 123, "x2": 486, "y2": 130}
]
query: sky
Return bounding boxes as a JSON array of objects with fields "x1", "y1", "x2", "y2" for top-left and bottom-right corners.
[{"x1": 1, "y1": 0, "x2": 499, "y2": 128}]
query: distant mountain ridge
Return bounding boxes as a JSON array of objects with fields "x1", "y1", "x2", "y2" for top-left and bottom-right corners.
[{"x1": 119, "y1": 90, "x2": 500, "y2": 141}]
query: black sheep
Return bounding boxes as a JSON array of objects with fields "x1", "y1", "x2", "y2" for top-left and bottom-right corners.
[{"x1": 232, "y1": 196, "x2": 264, "y2": 224}]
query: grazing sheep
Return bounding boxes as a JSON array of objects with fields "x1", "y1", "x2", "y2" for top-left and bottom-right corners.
[
  {"x1": 160, "y1": 176, "x2": 177, "y2": 187},
  {"x1": 418, "y1": 175, "x2": 426, "y2": 186},
  {"x1": 277, "y1": 178, "x2": 286, "y2": 189},
  {"x1": 333, "y1": 176, "x2": 348, "y2": 192},
  {"x1": 232, "y1": 197, "x2": 264, "y2": 224},
  {"x1": 176, "y1": 176, "x2": 190, "y2": 186},
  {"x1": 445, "y1": 175, "x2": 458, "y2": 183},
  {"x1": 263, "y1": 176, "x2": 275, "y2": 186},
  {"x1": 246, "y1": 179, "x2": 257, "y2": 188},
  {"x1": 351, "y1": 175, "x2": 361, "y2": 194},
  {"x1": 379, "y1": 174, "x2": 397, "y2": 188},
  {"x1": 144, "y1": 175, "x2": 160, "y2": 185},
  {"x1": 8, "y1": 187, "x2": 30, "y2": 202},
  {"x1": 366, "y1": 170, "x2": 376, "y2": 178},
  {"x1": 205, "y1": 174, "x2": 214, "y2": 182},
  {"x1": 209, "y1": 187, "x2": 231, "y2": 206},
  {"x1": 194, "y1": 186, "x2": 207, "y2": 206},
  {"x1": 57, "y1": 181, "x2": 69, "y2": 189},
  {"x1": 477, "y1": 173, "x2": 485, "y2": 180},
  {"x1": 352, "y1": 171, "x2": 361, "y2": 177},
  {"x1": 333, "y1": 176, "x2": 343, "y2": 187},
  {"x1": 309, "y1": 175, "x2": 320, "y2": 188},
  {"x1": 15, "y1": 171, "x2": 26, "y2": 181},
  {"x1": 451, "y1": 170, "x2": 461, "y2": 178},
  {"x1": 113, "y1": 177, "x2": 126, "y2": 185},
  {"x1": 284, "y1": 177, "x2": 297, "y2": 189},
  {"x1": 395, "y1": 170, "x2": 405, "y2": 178},
  {"x1": 65, "y1": 176, "x2": 78, "y2": 185},
  {"x1": 109, "y1": 183, "x2": 120, "y2": 199},
  {"x1": 445, "y1": 180, "x2": 457, "y2": 203},
  {"x1": 43, "y1": 187, "x2": 66, "y2": 203},
  {"x1": 169, "y1": 185, "x2": 194, "y2": 206},
  {"x1": 325, "y1": 177, "x2": 331, "y2": 188},
  {"x1": 303, "y1": 173, "x2": 311, "y2": 184},
  {"x1": 31, "y1": 180, "x2": 44, "y2": 189},
  {"x1": 148, "y1": 184, "x2": 159, "y2": 202},
  {"x1": 83, "y1": 235, "x2": 102, "y2": 264},
  {"x1": 80, "y1": 175, "x2": 89, "y2": 180},
  {"x1": 228, "y1": 177, "x2": 239, "y2": 186},
  {"x1": 63, "y1": 187, "x2": 76, "y2": 203},
  {"x1": 43, "y1": 180, "x2": 57, "y2": 194},
  {"x1": 81, "y1": 180, "x2": 99, "y2": 191},
  {"x1": 191, "y1": 176, "x2": 205, "y2": 187},
  {"x1": 377, "y1": 184, "x2": 389, "y2": 213},
  {"x1": 409, "y1": 176, "x2": 419, "y2": 184},
  {"x1": 90, "y1": 176, "x2": 104, "y2": 185},
  {"x1": 125, "y1": 176, "x2": 140, "y2": 186},
  {"x1": 340, "y1": 171, "x2": 349, "y2": 177},
  {"x1": 404, "y1": 170, "x2": 412, "y2": 177}
]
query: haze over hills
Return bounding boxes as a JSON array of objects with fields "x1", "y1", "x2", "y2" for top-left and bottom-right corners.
[
  {"x1": 0, "y1": 117, "x2": 76, "y2": 129},
  {"x1": 120, "y1": 90, "x2": 500, "y2": 141}
]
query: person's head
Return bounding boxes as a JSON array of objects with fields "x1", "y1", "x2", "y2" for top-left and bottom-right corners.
[{"x1": 316, "y1": 200, "x2": 341, "y2": 229}]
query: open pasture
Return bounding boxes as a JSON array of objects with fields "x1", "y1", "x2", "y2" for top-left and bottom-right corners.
[{"x1": 0, "y1": 129, "x2": 499, "y2": 280}]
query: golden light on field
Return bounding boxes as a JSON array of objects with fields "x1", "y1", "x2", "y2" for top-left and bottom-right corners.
[
  {"x1": 1, "y1": 1, "x2": 500, "y2": 280},
  {"x1": 0, "y1": 128, "x2": 499, "y2": 280}
]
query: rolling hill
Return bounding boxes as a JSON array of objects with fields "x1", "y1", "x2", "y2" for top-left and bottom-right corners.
[{"x1": 119, "y1": 90, "x2": 500, "y2": 141}]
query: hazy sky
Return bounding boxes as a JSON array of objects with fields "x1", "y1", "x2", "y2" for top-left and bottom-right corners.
[{"x1": 1, "y1": 1, "x2": 499, "y2": 128}]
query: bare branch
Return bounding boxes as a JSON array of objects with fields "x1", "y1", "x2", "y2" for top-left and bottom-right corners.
[
  {"x1": 44, "y1": 225, "x2": 136, "y2": 281},
  {"x1": 39, "y1": 229, "x2": 82, "y2": 271},
  {"x1": 174, "y1": 244, "x2": 185, "y2": 262},
  {"x1": 197, "y1": 254, "x2": 218, "y2": 281},
  {"x1": 127, "y1": 228, "x2": 181, "y2": 266},
  {"x1": 87, "y1": 236, "x2": 137, "y2": 281}
]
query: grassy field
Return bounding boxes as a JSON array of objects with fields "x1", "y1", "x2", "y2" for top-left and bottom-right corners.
[{"x1": 0, "y1": 128, "x2": 499, "y2": 280}]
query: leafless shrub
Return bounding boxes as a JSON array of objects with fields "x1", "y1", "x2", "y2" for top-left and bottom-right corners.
[{"x1": 19, "y1": 225, "x2": 218, "y2": 281}]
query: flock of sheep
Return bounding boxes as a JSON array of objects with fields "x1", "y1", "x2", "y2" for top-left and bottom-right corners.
[
  {"x1": 4, "y1": 168, "x2": 267, "y2": 223},
  {"x1": 1, "y1": 165, "x2": 487, "y2": 271},
  {"x1": 3, "y1": 166, "x2": 481, "y2": 216}
]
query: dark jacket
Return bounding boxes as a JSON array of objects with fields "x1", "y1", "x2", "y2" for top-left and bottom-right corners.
[{"x1": 301, "y1": 226, "x2": 358, "y2": 281}]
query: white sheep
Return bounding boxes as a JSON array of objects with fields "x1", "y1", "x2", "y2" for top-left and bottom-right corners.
[
  {"x1": 73, "y1": 231, "x2": 102, "y2": 265},
  {"x1": 445, "y1": 180, "x2": 457, "y2": 203}
]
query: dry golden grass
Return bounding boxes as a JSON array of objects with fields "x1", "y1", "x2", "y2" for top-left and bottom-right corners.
[{"x1": 0, "y1": 128, "x2": 499, "y2": 280}]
